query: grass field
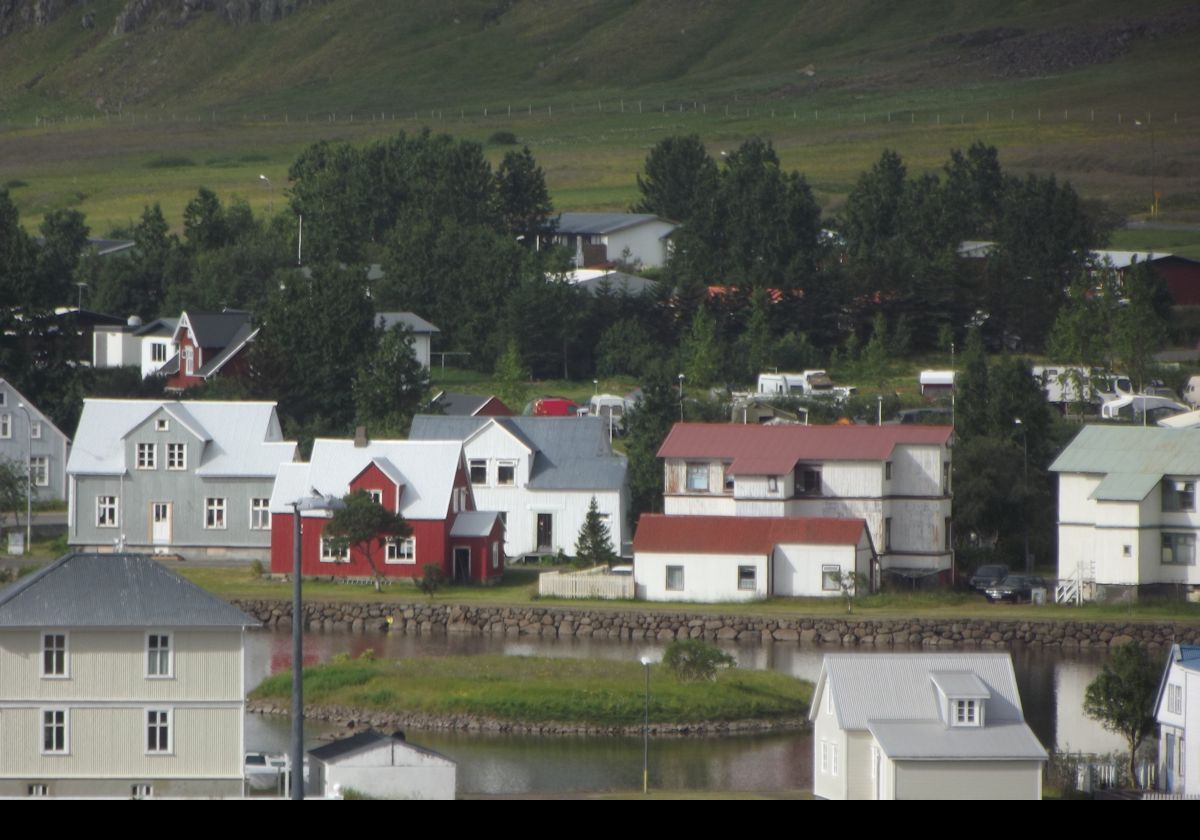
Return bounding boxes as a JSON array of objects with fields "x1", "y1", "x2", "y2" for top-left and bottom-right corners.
[
  {"x1": 250, "y1": 652, "x2": 812, "y2": 726},
  {"x1": 1, "y1": 0, "x2": 1197, "y2": 233}
]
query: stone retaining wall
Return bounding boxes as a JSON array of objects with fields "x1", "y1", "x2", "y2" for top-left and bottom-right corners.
[{"x1": 234, "y1": 599, "x2": 1200, "y2": 649}]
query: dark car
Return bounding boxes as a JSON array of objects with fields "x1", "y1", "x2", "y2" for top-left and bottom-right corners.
[
  {"x1": 985, "y1": 574, "x2": 1047, "y2": 604},
  {"x1": 969, "y1": 564, "x2": 1010, "y2": 592}
]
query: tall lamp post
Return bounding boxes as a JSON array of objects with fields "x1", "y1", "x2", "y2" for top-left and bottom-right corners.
[
  {"x1": 1014, "y1": 418, "x2": 1030, "y2": 572},
  {"x1": 288, "y1": 491, "x2": 344, "y2": 800},
  {"x1": 677, "y1": 374, "x2": 685, "y2": 422},
  {"x1": 640, "y1": 656, "x2": 652, "y2": 795},
  {"x1": 15, "y1": 402, "x2": 32, "y2": 554}
]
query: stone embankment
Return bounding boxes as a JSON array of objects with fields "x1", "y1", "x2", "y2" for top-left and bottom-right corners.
[
  {"x1": 246, "y1": 700, "x2": 806, "y2": 737},
  {"x1": 234, "y1": 599, "x2": 1200, "y2": 649}
]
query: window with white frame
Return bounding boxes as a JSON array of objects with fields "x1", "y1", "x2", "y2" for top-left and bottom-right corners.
[
  {"x1": 42, "y1": 709, "x2": 67, "y2": 754},
  {"x1": 42, "y1": 633, "x2": 67, "y2": 678},
  {"x1": 0, "y1": 413, "x2": 9, "y2": 438},
  {"x1": 386, "y1": 536, "x2": 416, "y2": 564},
  {"x1": 497, "y1": 461, "x2": 516, "y2": 486},
  {"x1": 146, "y1": 633, "x2": 172, "y2": 678},
  {"x1": 151, "y1": 342, "x2": 168, "y2": 363},
  {"x1": 167, "y1": 442, "x2": 186, "y2": 470},
  {"x1": 27, "y1": 784, "x2": 48, "y2": 797},
  {"x1": 738, "y1": 565, "x2": 756, "y2": 591},
  {"x1": 1162, "y1": 532, "x2": 1196, "y2": 566},
  {"x1": 830, "y1": 743, "x2": 839, "y2": 776},
  {"x1": 132, "y1": 784, "x2": 154, "y2": 799},
  {"x1": 666, "y1": 565, "x2": 684, "y2": 591},
  {"x1": 96, "y1": 495, "x2": 118, "y2": 527},
  {"x1": 136, "y1": 442, "x2": 157, "y2": 470},
  {"x1": 30, "y1": 420, "x2": 41, "y2": 439},
  {"x1": 250, "y1": 498, "x2": 271, "y2": 530},
  {"x1": 469, "y1": 459, "x2": 487, "y2": 485},
  {"x1": 320, "y1": 537, "x2": 350, "y2": 563},
  {"x1": 492, "y1": 540, "x2": 500, "y2": 569},
  {"x1": 146, "y1": 709, "x2": 171, "y2": 754},
  {"x1": 366, "y1": 489, "x2": 383, "y2": 505},
  {"x1": 820, "y1": 740, "x2": 829, "y2": 773},
  {"x1": 686, "y1": 463, "x2": 709, "y2": 492},
  {"x1": 183, "y1": 345, "x2": 194, "y2": 376},
  {"x1": 155, "y1": 418, "x2": 169, "y2": 431},
  {"x1": 821, "y1": 565, "x2": 841, "y2": 592},
  {"x1": 953, "y1": 699, "x2": 980, "y2": 726},
  {"x1": 205, "y1": 498, "x2": 226, "y2": 529},
  {"x1": 30, "y1": 456, "x2": 48, "y2": 487}
]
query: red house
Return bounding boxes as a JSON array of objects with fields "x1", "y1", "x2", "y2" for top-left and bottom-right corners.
[
  {"x1": 164, "y1": 310, "x2": 258, "y2": 392},
  {"x1": 269, "y1": 438, "x2": 505, "y2": 583}
]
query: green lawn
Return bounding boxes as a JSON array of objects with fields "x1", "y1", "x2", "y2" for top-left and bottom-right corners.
[
  {"x1": 250, "y1": 652, "x2": 812, "y2": 726},
  {"x1": 179, "y1": 564, "x2": 1200, "y2": 623}
]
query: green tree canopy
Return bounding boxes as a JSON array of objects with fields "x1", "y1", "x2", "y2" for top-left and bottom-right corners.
[
  {"x1": 573, "y1": 496, "x2": 618, "y2": 568},
  {"x1": 324, "y1": 490, "x2": 412, "y2": 591},
  {"x1": 1083, "y1": 642, "x2": 1162, "y2": 786},
  {"x1": 352, "y1": 324, "x2": 430, "y2": 438},
  {"x1": 633, "y1": 134, "x2": 719, "y2": 223}
]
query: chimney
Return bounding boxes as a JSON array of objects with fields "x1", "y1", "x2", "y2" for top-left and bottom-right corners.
[{"x1": 354, "y1": 425, "x2": 368, "y2": 448}]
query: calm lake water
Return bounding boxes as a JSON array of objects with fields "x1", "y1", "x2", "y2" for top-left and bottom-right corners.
[{"x1": 243, "y1": 629, "x2": 1123, "y2": 795}]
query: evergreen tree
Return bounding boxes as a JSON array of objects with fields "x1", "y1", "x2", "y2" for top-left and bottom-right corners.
[
  {"x1": 573, "y1": 496, "x2": 618, "y2": 568},
  {"x1": 353, "y1": 324, "x2": 430, "y2": 437},
  {"x1": 634, "y1": 134, "x2": 718, "y2": 222},
  {"x1": 497, "y1": 146, "x2": 555, "y2": 241}
]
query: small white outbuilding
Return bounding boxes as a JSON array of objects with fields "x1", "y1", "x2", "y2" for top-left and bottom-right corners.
[{"x1": 308, "y1": 730, "x2": 457, "y2": 800}]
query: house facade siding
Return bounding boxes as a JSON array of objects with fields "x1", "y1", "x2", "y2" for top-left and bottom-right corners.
[{"x1": 0, "y1": 379, "x2": 71, "y2": 503}]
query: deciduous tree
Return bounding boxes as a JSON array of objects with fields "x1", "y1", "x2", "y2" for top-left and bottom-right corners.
[
  {"x1": 324, "y1": 490, "x2": 411, "y2": 592},
  {"x1": 1084, "y1": 642, "x2": 1161, "y2": 786}
]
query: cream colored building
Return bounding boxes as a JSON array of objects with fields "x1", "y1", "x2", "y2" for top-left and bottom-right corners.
[
  {"x1": 1156, "y1": 644, "x2": 1200, "y2": 797},
  {"x1": 0, "y1": 553, "x2": 255, "y2": 798},
  {"x1": 811, "y1": 654, "x2": 1047, "y2": 800}
]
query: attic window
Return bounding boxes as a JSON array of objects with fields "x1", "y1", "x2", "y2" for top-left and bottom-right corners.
[
  {"x1": 953, "y1": 699, "x2": 980, "y2": 727},
  {"x1": 156, "y1": 419, "x2": 169, "y2": 432}
]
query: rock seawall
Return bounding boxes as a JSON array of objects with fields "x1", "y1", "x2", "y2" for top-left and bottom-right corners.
[{"x1": 234, "y1": 599, "x2": 1200, "y2": 649}]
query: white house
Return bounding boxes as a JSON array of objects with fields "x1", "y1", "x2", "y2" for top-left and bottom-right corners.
[
  {"x1": 543, "y1": 212, "x2": 677, "y2": 269},
  {"x1": 1050, "y1": 426, "x2": 1200, "y2": 602},
  {"x1": 633, "y1": 514, "x2": 873, "y2": 601},
  {"x1": 1156, "y1": 643, "x2": 1200, "y2": 797},
  {"x1": 810, "y1": 653, "x2": 1048, "y2": 800},
  {"x1": 0, "y1": 552, "x2": 255, "y2": 798},
  {"x1": 0, "y1": 377, "x2": 71, "y2": 503},
  {"x1": 376, "y1": 312, "x2": 439, "y2": 370},
  {"x1": 308, "y1": 729, "x2": 456, "y2": 800},
  {"x1": 67, "y1": 399, "x2": 297, "y2": 562},
  {"x1": 409, "y1": 415, "x2": 628, "y2": 559},
  {"x1": 657, "y1": 423, "x2": 954, "y2": 584}
]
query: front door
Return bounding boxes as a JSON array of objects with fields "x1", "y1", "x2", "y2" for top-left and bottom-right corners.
[
  {"x1": 536, "y1": 513, "x2": 553, "y2": 552},
  {"x1": 151, "y1": 502, "x2": 171, "y2": 548},
  {"x1": 453, "y1": 547, "x2": 471, "y2": 584}
]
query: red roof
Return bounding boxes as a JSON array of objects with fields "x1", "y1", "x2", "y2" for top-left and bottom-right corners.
[
  {"x1": 633, "y1": 514, "x2": 868, "y2": 555},
  {"x1": 657, "y1": 423, "x2": 952, "y2": 474}
]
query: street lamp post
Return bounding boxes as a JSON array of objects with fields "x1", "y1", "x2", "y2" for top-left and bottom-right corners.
[
  {"x1": 640, "y1": 656, "x2": 651, "y2": 795},
  {"x1": 677, "y1": 374, "x2": 685, "y2": 422},
  {"x1": 15, "y1": 403, "x2": 32, "y2": 554},
  {"x1": 1014, "y1": 418, "x2": 1030, "y2": 572},
  {"x1": 288, "y1": 491, "x2": 344, "y2": 800},
  {"x1": 259, "y1": 174, "x2": 274, "y2": 215}
]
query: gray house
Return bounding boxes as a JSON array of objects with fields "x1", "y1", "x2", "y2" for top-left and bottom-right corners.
[
  {"x1": 0, "y1": 378, "x2": 71, "y2": 503},
  {"x1": 67, "y1": 400, "x2": 296, "y2": 561}
]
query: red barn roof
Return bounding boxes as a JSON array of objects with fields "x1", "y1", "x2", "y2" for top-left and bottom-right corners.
[
  {"x1": 633, "y1": 514, "x2": 868, "y2": 555},
  {"x1": 657, "y1": 423, "x2": 952, "y2": 474}
]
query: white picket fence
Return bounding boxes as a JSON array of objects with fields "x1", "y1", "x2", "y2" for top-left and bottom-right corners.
[{"x1": 538, "y1": 566, "x2": 634, "y2": 600}]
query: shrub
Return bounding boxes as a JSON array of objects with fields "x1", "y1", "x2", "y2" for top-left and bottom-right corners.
[
  {"x1": 4, "y1": 179, "x2": 28, "y2": 189},
  {"x1": 418, "y1": 564, "x2": 444, "y2": 601},
  {"x1": 488, "y1": 130, "x2": 518, "y2": 145},
  {"x1": 249, "y1": 559, "x2": 264, "y2": 578},
  {"x1": 662, "y1": 639, "x2": 735, "y2": 682},
  {"x1": 144, "y1": 156, "x2": 195, "y2": 169}
]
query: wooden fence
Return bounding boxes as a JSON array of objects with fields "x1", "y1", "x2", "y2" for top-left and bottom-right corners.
[{"x1": 538, "y1": 566, "x2": 634, "y2": 600}]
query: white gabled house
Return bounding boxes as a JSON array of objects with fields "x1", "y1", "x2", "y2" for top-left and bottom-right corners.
[
  {"x1": 633, "y1": 514, "x2": 873, "y2": 601},
  {"x1": 0, "y1": 553, "x2": 255, "y2": 798},
  {"x1": 541, "y1": 212, "x2": 677, "y2": 269},
  {"x1": 657, "y1": 423, "x2": 954, "y2": 585},
  {"x1": 811, "y1": 653, "x2": 1047, "y2": 800},
  {"x1": 1050, "y1": 426, "x2": 1200, "y2": 602},
  {"x1": 0, "y1": 377, "x2": 71, "y2": 504},
  {"x1": 1156, "y1": 643, "x2": 1200, "y2": 797},
  {"x1": 408, "y1": 415, "x2": 627, "y2": 559},
  {"x1": 308, "y1": 729, "x2": 456, "y2": 800}
]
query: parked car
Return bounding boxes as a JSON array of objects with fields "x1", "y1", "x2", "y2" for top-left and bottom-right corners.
[
  {"x1": 985, "y1": 574, "x2": 1048, "y2": 604},
  {"x1": 969, "y1": 564, "x2": 1010, "y2": 592}
]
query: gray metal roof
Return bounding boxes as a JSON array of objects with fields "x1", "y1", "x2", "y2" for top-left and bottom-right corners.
[
  {"x1": 308, "y1": 729, "x2": 454, "y2": 765},
  {"x1": 0, "y1": 553, "x2": 256, "y2": 628},
  {"x1": 867, "y1": 721, "x2": 1048, "y2": 761},
  {"x1": 430, "y1": 392, "x2": 496, "y2": 417},
  {"x1": 929, "y1": 671, "x2": 991, "y2": 699},
  {"x1": 1050, "y1": 426, "x2": 1200, "y2": 501},
  {"x1": 67, "y1": 399, "x2": 296, "y2": 478},
  {"x1": 376, "y1": 312, "x2": 440, "y2": 334},
  {"x1": 812, "y1": 653, "x2": 1027, "y2": 730},
  {"x1": 198, "y1": 322, "x2": 258, "y2": 377},
  {"x1": 0, "y1": 378, "x2": 69, "y2": 444},
  {"x1": 409, "y1": 415, "x2": 626, "y2": 492},
  {"x1": 178, "y1": 310, "x2": 252, "y2": 349},
  {"x1": 554, "y1": 212, "x2": 672, "y2": 235},
  {"x1": 133, "y1": 317, "x2": 177, "y2": 337},
  {"x1": 570, "y1": 270, "x2": 658, "y2": 297},
  {"x1": 450, "y1": 510, "x2": 501, "y2": 538}
]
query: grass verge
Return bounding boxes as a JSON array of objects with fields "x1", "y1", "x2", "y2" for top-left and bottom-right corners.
[{"x1": 250, "y1": 653, "x2": 812, "y2": 726}]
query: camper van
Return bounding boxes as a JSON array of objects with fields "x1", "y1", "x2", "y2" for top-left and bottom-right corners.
[
  {"x1": 1032, "y1": 365, "x2": 1133, "y2": 408},
  {"x1": 756, "y1": 370, "x2": 855, "y2": 400}
]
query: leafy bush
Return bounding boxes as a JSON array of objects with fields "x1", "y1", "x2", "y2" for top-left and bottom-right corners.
[
  {"x1": 662, "y1": 639, "x2": 735, "y2": 682},
  {"x1": 144, "y1": 156, "x2": 196, "y2": 169},
  {"x1": 488, "y1": 130, "x2": 518, "y2": 145},
  {"x1": 418, "y1": 564, "x2": 444, "y2": 600},
  {"x1": 249, "y1": 559, "x2": 265, "y2": 578},
  {"x1": 4, "y1": 179, "x2": 28, "y2": 189}
]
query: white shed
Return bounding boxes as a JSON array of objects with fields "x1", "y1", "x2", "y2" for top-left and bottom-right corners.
[{"x1": 308, "y1": 730, "x2": 456, "y2": 800}]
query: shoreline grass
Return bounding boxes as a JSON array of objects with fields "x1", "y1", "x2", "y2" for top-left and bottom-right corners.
[{"x1": 251, "y1": 653, "x2": 812, "y2": 726}]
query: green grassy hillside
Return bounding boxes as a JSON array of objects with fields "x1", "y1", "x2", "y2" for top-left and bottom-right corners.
[{"x1": 1, "y1": 0, "x2": 1197, "y2": 233}]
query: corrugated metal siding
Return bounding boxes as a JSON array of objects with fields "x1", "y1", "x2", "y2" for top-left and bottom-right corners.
[
  {"x1": 0, "y1": 706, "x2": 241, "y2": 779},
  {"x1": 894, "y1": 761, "x2": 1041, "y2": 800}
]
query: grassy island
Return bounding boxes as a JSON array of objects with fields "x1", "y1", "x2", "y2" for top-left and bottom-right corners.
[{"x1": 251, "y1": 654, "x2": 812, "y2": 727}]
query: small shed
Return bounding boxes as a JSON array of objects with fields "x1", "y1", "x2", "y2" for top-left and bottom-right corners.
[
  {"x1": 308, "y1": 730, "x2": 457, "y2": 800},
  {"x1": 919, "y1": 370, "x2": 955, "y2": 396}
]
